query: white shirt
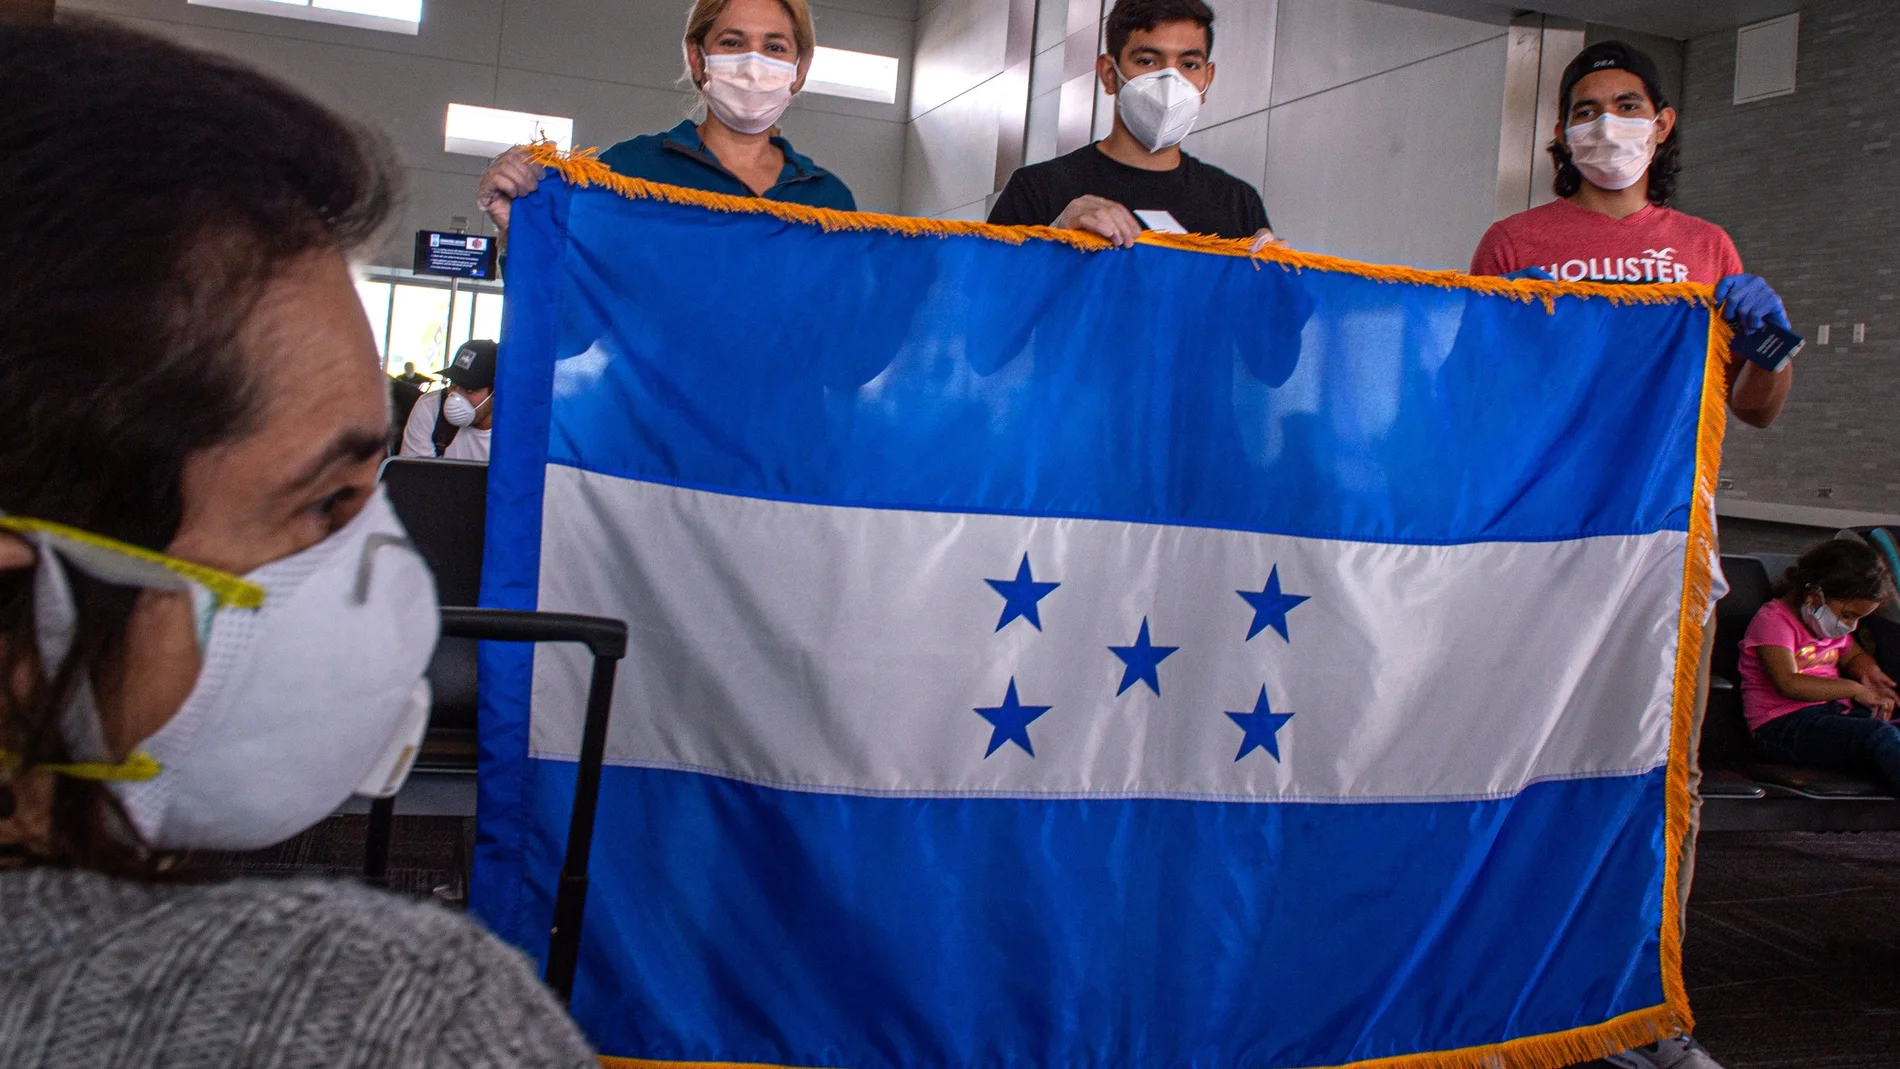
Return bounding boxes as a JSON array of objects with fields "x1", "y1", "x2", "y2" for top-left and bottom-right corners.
[{"x1": 400, "y1": 390, "x2": 491, "y2": 463}]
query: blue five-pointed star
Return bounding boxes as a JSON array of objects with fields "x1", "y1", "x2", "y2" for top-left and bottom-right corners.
[
  {"x1": 1109, "y1": 617, "x2": 1179, "y2": 696},
  {"x1": 985, "y1": 553, "x2": 1060, "y2": 631},
  {"x1": 1237, "y1": 565, "x2": 1310, "y2": 642},
  {"x1": 974, "y1": 678, "x2": 1051, "y2": 757},
  {"x1": 1227, "y1": 686, "x2": 1296, "y2": 762}
]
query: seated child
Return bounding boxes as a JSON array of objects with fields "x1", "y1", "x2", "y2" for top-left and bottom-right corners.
[{"x1": 1740, "y1": 539, "x2": 1900, "y2": 790}]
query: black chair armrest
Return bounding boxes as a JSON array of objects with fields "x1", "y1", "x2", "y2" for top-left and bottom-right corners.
[
  {"x1": 440, "y1": 606, "x2": 627, "y2": 660},
  {"x1": 434, "y1": 605, "x2": 627, "y2": 1006}
]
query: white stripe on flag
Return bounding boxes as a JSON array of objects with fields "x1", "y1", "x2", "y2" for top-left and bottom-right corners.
[{"x1": 529, "y1": 467, "x2": 1684, "y2": 802}]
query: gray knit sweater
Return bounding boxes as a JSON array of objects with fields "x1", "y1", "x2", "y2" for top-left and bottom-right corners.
[{"x1": 0, "y1": 868, "x2": 597, "y2": 1068}]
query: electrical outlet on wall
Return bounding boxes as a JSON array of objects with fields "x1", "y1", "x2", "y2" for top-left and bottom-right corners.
[
  {"x1": 1818, "y1": 324, "x2": 1832, "y2": 345},
  {"x1": 1855, "y1": 323, "x2": 1866, "y2": 343}
]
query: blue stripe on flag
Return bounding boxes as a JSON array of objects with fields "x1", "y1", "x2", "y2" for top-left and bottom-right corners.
[
  {"x1": 512, "y1": 761, "x2": 1667, "y2": 1068},
  {"x1": 472, "y1": 181, "x2": 570, "y2": 928},
  {"x1": 541, "y1": 193, "x2": 1709, "y2": 544}
]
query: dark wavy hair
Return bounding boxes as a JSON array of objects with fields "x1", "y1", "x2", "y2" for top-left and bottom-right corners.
[
  {"x1": 1548, "y1": 85, "x2": 1681, "y2": 206},
  {"x1": 1774, "y1": 539, "x2": 1893, "y2": 604},
  {"x1": 1105, "y1": 0, "x2": 1215, "y2": 60},
  {"x1": 0, "y1": 19, "x2": 394, "y2": 873}
]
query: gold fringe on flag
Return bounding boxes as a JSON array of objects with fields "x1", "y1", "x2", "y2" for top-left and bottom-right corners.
[
  {"x1": 522, "y1": 141, "x2": 1720, "y2": 316},
  {"x1": 599, "y1": 1002, "x2": 1684, "y2": 1069}
]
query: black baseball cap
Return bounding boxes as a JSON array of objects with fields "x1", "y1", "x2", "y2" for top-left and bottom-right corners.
[
  {"x1": 439, "y1": 339, "x2": 496, "y2": 390},
  {"x1": 1560, "y1": 41, "x2": 1668, "y2": 115}
]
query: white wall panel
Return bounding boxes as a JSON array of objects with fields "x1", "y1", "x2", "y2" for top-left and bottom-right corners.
[
  {"x1": 1269, "y1": 0, "x2": 1504, "y2": 106},
  {"x1": 908, "y1": 0, "x2": 1009, "y2": 119},
  {"x1": 801, "y1": 4, "x2": 915, "y2": 121},
  {"x1": 108, "y1": 17, "x2": 496, "y2": 176},
  {"x1": 492, "y1": 69, "x2": 688, "y2": 157},
  {"x1": 1263, "y1": 36, "x2": 1507, "y2": 270},
  {"x1": 1198, "y1": 0, "x2": 1277, "y2": 130},
  {"x1": 901, "y1": 74, "x2": 1002, "y2": 215},
  {"x1": 811, "y1": 0, "x2": 917, "y2": 20},
  {"x1": 1181, "y1": 111, "x2": 1269, "y2": 200},
  {"x1": 933, "y1": 198, "x2": 991, "y2": 221},
  {"x1": 63, "y1": 0, "x2": 505, "y2": 63},
  {"x1": 1025, "y1": 86, "x2": 1061, "y2": 166},
  {"x1": 497, "y1": 0, "x2": 684, "y2": 92},
  {"x1": 369, "y1": 165, "x2": 500, "y2": 266},
  {"x1": 776, "y1": 111, "x2": 907, "y2": 212}
]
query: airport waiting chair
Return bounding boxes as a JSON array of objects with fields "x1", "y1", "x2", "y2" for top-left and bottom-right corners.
[
  {"x1": 362, "y1": 458, "x2": 489, "y2": 887},
  {"x1": 381, "y1": 457, "x2": 488, "y2": 760}
]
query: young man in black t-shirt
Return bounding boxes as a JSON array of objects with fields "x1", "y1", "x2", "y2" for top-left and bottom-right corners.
[{"x1": 988, "y1": 0, "x2": 1274, "y2": 246}]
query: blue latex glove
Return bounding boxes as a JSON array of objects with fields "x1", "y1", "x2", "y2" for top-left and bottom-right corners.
[
  {"x1": 1500, "y1": 266, "x2": 1555, "y2": 281},
  {"x1": 1713, "y1": 273, "x2": 1791, "y2": 333}
]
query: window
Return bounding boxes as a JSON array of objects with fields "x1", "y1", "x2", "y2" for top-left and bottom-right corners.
[
  {"x1": 471, "y1": 292, "x2": 506, "y2": 344},
  {"x1": 355, "y1": 274, "x2": 503, "y2": 377},
  {"x1": 805, "y1": 46, "x2": 899, "y2": 104},
  {"x1": 187, "y1": 0, "x2": 421, "y2": 35},
  {"x1": 445, "y1": 104, "x2": 574, "y2": 158},
  {"x1": 387, "y1": 285, "x2": 451, "y2": 377},
  {"x1": 356, "y1": 280, "x2": 392, "y2": 359}
]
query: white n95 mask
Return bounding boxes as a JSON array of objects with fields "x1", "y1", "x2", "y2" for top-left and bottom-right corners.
[
  {"x1": 1564, "y1": 114, "x2": 1657, "y2": 191},
  {"x1": 1115, "y1": 66, "x2": 1202, "y2": 153},
  {"x1": 443, "y1": 390, "x2": 479, "y2": 427},
  {"x1": 8, "y1": 487, "x2": 439, "y2": 852},
  {"x1": 701, "y1": 51, "x2": 799, "y2": 135}
]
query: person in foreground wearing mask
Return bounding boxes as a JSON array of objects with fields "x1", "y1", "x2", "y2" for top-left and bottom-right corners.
[
  {"x1": 402, "y1": 339, "x2": 497, "y2": 461},
  {"x1": 987, "y1": 0, "x2": 1273, "y2": 248},
  {"x1": 476, "y1": 0, "x2": 854, "y2": 235},
  {"x1": 1471, "y1": 40, "x2": 1791, "y2": 430},
  {"x1": 0, "y1": 21, "x2": 593, "y2": 1067}
]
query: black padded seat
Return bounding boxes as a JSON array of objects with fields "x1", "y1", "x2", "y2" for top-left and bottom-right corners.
[
  {"x1": 1699, "y1": 767, "x2": 1766, "y2": 799},
  {"x1": 1730, "y1": 763, "x2": 1896, "y2": 800}
]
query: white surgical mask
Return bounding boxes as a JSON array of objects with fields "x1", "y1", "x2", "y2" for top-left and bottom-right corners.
[
  {"x1": 701, "y1": 51, "x2": 799, "y2": 136},
  {"x1": 1563, "y1": 114, "x2": 1657, "y2": 192},
  {"x1": 443, "y1": 390, "x2": 478, "y2": 427},
  {"x1": 1802, "y1": 598, "x2": 1857, "y2": 642},
  {"x1": 1115, "y1": 66, "x2": 1202, "y2": 153},
  {"x1": 16, "y1": 488, "x2": 439, "y2": 852}
]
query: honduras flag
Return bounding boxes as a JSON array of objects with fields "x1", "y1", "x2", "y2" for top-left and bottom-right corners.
[{"x1": 474, "y1": 153, "x2": 1723, "y2": 1069}]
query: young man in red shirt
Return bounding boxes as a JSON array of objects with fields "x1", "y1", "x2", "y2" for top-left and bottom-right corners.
[
  {"x1": 1475, "y1": 42, "x2": 1785, "y2": 1069},
  {"x1": 1473, "y1": 40, "x2": 1791, "y2": 429}
]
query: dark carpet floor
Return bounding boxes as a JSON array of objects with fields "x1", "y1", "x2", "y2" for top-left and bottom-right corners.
[
  {"x1": 1684, "y1": 831, "x2": 1900, "y2": 1069},
  {"x1": 215, "y1": 821, "x2": 1900, "y2": 1068}
]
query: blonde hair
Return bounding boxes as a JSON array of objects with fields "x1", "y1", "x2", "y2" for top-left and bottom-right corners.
[{"x1": 682, "y1": 0, "x2": 816, "y2": 76}]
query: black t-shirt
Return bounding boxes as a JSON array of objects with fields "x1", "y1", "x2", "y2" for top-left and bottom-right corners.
[{"x1": 988, "y1": 143, "x2": 1271, "y2": 240}]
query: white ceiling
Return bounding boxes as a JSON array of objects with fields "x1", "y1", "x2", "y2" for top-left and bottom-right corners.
[{"x1": 1372, "y1": 0, "x2": 1804, "y2": 40}]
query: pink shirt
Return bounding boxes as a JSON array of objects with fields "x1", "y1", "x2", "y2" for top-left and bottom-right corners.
[
  {"x1": 1738, "y1": 600, "x2": 1856, "y2": 730},
  {"x1": 1470, "y1": 199, "x2": 1744, "y2": 285}
]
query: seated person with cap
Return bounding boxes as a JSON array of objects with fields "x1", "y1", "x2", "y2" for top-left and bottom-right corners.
[{"x1": 401, "y1": 339, "x2": 495, "y2": 462}]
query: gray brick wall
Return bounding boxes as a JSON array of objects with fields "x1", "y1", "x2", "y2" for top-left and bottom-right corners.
[{"x1": 1674, "y1": 0, "x2": 1900, "y2": 513}]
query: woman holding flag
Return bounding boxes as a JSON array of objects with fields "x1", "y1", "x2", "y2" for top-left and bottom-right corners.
[{"x1": 475, "y1": 0, "x2": 856, "y2": 230}]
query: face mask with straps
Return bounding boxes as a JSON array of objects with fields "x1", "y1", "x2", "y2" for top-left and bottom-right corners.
[{"x1": 0, "y1": 489, "x2": 439, "y2": 851}]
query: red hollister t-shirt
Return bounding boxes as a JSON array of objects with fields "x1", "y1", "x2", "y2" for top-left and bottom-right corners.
[{"x1": 1470, "y1": 198, "x2": 1743, "y2": 284}]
